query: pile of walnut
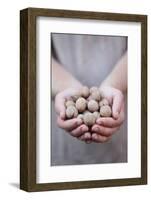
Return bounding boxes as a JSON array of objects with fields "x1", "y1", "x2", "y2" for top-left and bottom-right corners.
[{"x1": 65, "y1": 86, "x2": 112, "y2": 127}]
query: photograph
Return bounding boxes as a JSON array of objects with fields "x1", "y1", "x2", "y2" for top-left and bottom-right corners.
[
  {"x1": 0, "y1": 0, "x2": 150, "y2": 198},
  {"x1": 51, "y1": 33, "x2": 128, "y2": 166},
  {"x1": 20, "y1": 8, "x2": 147, "y2": 191}
]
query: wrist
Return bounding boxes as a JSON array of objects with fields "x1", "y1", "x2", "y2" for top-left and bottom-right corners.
[
  {"x1": 52, "y1": 82, "x2": 83, "y2": 99},
  {"x1": 99, "y1": 81, "x2": 125, "y2": 94}
]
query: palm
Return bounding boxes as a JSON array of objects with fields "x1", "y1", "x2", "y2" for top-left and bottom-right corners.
[{"x1": 55, "y1": 88, "x2": 90, "y2": 139}]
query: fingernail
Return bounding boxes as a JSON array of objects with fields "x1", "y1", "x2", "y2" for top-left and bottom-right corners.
[
  {"x1": 95, "y1": 127, "x2": 99, "y2": 132},
  {"x1": 82, "y1": 127, "x2": 88, "y2": 132},
  {"x1": 84, "y1": 132, "x2": 91, "y2": 139},
  {"x1": 97, "y1": 119, "x2": 102, "y2": 125},
  {"x1": 114, "y1": 112, "x2": 119, "y2": 119},
  {"x1": 93, "y1": 134, "x2": 98, "y2": 140},
  {"x1": 81, "y1": 126, "x2": 85, "y2": 131}
]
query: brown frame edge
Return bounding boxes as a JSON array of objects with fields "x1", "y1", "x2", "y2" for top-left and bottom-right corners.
[{"x1": 20, "y1": 7, "x2": 147, "y2": 192}]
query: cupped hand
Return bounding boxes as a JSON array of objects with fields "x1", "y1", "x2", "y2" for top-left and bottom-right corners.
[
  {"x1": 55, "y1": 88, "x2": 89, "y2": 138},
  {"x1": 91, "y1": 86, "x2": 125, "y2": 143}
]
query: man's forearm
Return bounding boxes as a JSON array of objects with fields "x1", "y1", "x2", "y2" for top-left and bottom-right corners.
[
  {"x1": 100, "y1": 52, "x2": 127, "y2": 93},
  {"x1": 52, "y1": 58, "x2": 82, "y2": 97}
]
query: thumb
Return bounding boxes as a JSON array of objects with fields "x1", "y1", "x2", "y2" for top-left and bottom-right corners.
[
  {"x1": 112, "y1": 92, "x2": 123, "y2": 119},
  {"x1": 55, "y1": 94, "x2": 66, "y2": 119}
]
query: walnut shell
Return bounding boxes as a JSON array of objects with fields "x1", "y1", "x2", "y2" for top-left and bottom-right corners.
[
  {"x1": 87, "y1": 100, "x2": 99, "y2": 112},
  {"x1": 83, "y1": 112, "x2": 96, "y2": 126},
  {"x1": 87, "y1": 95, "x2": 93, "y2": 101},
  {"x1": 77, "y1": 114, "x2": 84, "y2": 121},
  {"x1": 100, "y1": 105, "x2": 112, "y2": 117},
  {"x1": 93, "y1": 111, "x2": 100, "y2": 120},
  {"x1": 75, "y1": 97, "x2": 87, "y2": 112},
  {"x1": 91, "y1": 90, "x2": 101, "y2": 101},
  {"x1": 65, "y1": 105, "x2": 78, "y2": 119},
  {"x1": 99, "y1": 98, "x2": 109, "y2": 107},
  {"x1": 80, "y1": 86, "x2": 90, "y2": 98},
  {"x1": 83, "y1": 110, "x2": 91, "y2": 115},
  {"x1": 89, "y1": 86, "x2": 99, "y2": 94},
  {"x1": 65, "y1": 100, "x2": 75, "y2": 107}
]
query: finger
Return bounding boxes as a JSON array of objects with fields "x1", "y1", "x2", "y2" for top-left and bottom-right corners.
[
  {"x1": 70, "y1": 125, "x2": 89, "y2": 137},
  {"x1": 83, "y1": 132, "x2": 92, "y2": 140},
  {"x1": 85, "y1": 140, "x2": 92, "y2": 144},
  {"x1": 91, "y1": 125, "x2": 120, "y2": 136},
  {"x1": 91, "y1": 133, "x2": 110, "y2": 143},
  {"x1": 55, "y1": 95, "x2": 66, "y2": 119},
  {"x1": 112, "y1": 92, "x2": 123, "y2": 119},
  {"x1": 96, "y1": 112, "x2": 124, "y2": 128},
  {"x1": 78, "y1": 132, "x2": 92, "y2": 143},
  {"x1": 57, "y1": 117, "x2": 82, "y2": 131},
  {"x1": 78, "y1": 134, "x2": 85, "y2": 141}
]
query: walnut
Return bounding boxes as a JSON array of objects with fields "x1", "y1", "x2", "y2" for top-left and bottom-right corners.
[
  {"x1": 80, "y1": 86, "x2": 90, "y2": 98},
  {"x1": 87, "y1": 100, "x2": 99, "y2": 112},
  {"x1": 63, "y1": 86, "x2": 113, "y2": 129},
  {"x1": 83, "y1": 112, "x2": 96, "y2": 126},
  {"x1": 99, "y1": 98, "x2": 109, "y2": 107},
  {"x1": 83, "y1": 110, "x2": 91, "y2": 115},
  {"x1": 65, "y1": 105, "x2": 78, "y2": 119},
  {"x1": 87, "y1": 95, "x2": 93, "y2": 101},
  {"x1": 75, "y1": 97, "x2": 87, "y2": 112},
  {"x1": 77, "y1": 114, "x2": 84, "y2": 121},
  {"x1": 93, "y1": 111, "x2": 100, "y2": 120},
  {"x1": 100, "y1": 105, "x2": 112, "y2": 117},
  {"x1": 91, "y1": 90, "x2": 101, "y2": 101},
  {"x1": 89, "y1": 86, "x2": 99, "y2": 94},
  {"x1": 65, "y1": 100, "x2": 75, "y2": 107}
]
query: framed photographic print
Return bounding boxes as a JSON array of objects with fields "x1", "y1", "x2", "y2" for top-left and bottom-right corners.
[{"x1": 20, "y1": 8, "x2": 147, "y2": 192}]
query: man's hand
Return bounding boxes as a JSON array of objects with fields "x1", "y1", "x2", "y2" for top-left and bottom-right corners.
[
  {"x1": 55, "y1": 88, "x2": 89, "y2": 138},
  {"x1": 91, "y1": 86, "x2": 125, "y2": 143}
]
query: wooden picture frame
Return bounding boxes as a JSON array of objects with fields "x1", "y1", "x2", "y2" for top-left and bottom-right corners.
[{"x1": 20, "y1": 7, "x2": 147, "y2": 192}]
